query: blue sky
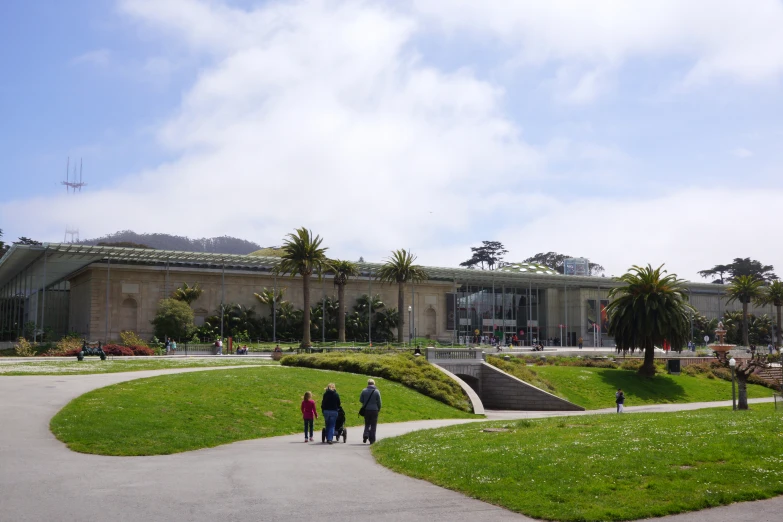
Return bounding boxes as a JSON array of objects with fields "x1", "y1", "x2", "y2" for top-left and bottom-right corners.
[{"x1": 1, "y1": 0, "x2": 782, "y2": 281}]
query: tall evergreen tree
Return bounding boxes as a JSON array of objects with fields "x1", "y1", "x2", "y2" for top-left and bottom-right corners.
[
  {"x1": 274, "y1": 228, "x2": 332, "y2": 347},
  {"x1": 329, "y1": 260, "x2": 359, "y2": 343},
  {"x1": 606, "y1": 265, "x2": 694, "y2": 377},
  {"x1": 377, "y1": 249, "x2": 428, "y2": 343},
  {"x1": 726, "y1": 275, "x2": 765, "y2": 347}
]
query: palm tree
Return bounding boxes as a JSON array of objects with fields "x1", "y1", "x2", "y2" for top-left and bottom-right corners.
[
  {"x1": 726, "y1": 275, "x2": 764, "y2": 347},
  {"x1": 353, "y1": 294, "x2": 385, "y2": 314},
  {"x1": 274, "y1": 228, "x2": 332, "y2": 347},
  {"x1": 377, "y1": 249, "x2": 428, "y2": 343},
  {"x1": 172, "y1": 282, "x2": 203, "y2": 306},
  {"x1": 329, "y1": 260, "x2": 359, "y2": 343},
  {"x1": 253, "y1": 287, "x2": 287, "y2": 316},
  {"x1": 759, "y1": 280, "x2": 783, "y2": 351},
  {"x1": 605, "y1": 265, "x2": 694, "y2": 377}
]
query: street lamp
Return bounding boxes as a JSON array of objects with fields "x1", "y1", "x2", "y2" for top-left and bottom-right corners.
[
  {"x1": 729, "y1": 357, "x2": 737, "y2": 411},
  {"x1": 408, "y1": 305, "x2": 412, "y2": 344}
]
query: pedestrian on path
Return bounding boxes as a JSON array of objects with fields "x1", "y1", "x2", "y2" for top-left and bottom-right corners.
[
  {"x1": 321, "y1": 383, "x2": 341, "y2": 444},
  {"x1": 578, "y1": 337, "x2": 583, "y2": 349},
  {"x1": 170, "y1": 339, "x2": 177, "y2": 354},
  {"x1": 165, "y1": 338, "x2": 171, "y2": 355},
  {"x1": 301, "y1": 391, "x2": 317, "y2": 442},
  {"x1": 360, "y1": 379, "x2": 382, "y2": 444},
  {"x1": 616, "y1": 388, "x2": 625, "y2": 413}
]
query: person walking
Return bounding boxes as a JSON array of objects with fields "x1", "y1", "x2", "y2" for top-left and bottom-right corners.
[
  {"x1": 164, "y1": 338, "x2": 171, "y2": 355},
  {"x1": 360, "y1": 378, "x2": 382, "y2": 444},
  {"x1": 616, "y1": 388, "x2": 625, "y2": 413},
  {"x1": 301, "y1": 391, "x2": 318, "y2": 442},
  {"x1": 215, "y1": 338, "x2": 223, "y2": 355},
  {"x1": 321, "y1": 383, "x2": 341, "y2": 444},
  {"x1": 170, "y1": 339, "x2": 177, "y2": 354}
]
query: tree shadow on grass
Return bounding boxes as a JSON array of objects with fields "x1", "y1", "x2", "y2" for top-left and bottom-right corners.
[{"x1": 595, "y1": 369, "x2": 687, "y2": 403}]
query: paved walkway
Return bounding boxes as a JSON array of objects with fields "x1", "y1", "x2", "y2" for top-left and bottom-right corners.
[{"x1": 0, "y1": 368, "x2": 781, "y2": 522}]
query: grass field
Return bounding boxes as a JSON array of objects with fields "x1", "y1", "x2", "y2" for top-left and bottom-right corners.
[
  {"x1": 373, "y1": 404, "x2": 783, "y2": 521},
  {"x1": 50, "y1": 366, "x2": 476, "y2": 455},
  {"x1": 486, "y1": 357, "x2": 776, "y2": 410},
  {"x1": 533, "y1": 366, "x2": 776, "y2": 409},
  {"x1": 0, "y1": 357, "x2": 272, "y2": 375}
]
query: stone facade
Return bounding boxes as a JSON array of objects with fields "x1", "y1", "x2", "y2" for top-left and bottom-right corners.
[{"x1": 69, "y1": 263, "x2": 453, "y2": 341}]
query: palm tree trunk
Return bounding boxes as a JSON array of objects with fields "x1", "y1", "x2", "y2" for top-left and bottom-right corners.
[
  {"x1": 302, "y1": 274, "x2": 311, "y2": 347},
  {"x1": 639, "y1": 341, "x2": 656, "y2": 377},
  {"x1": 776, "y1": 304, "x2": 781, "y2": 351},
  {"x1": 736, "y1": 372, "x2": 749, "y2": 410},
  {"x1": 397, "y1": 282, "x2": 405, "y2": 343},
  {"x1": 742, "y1": 301, "x2": 749, "y2": 347},
  {"x1": 338, "y1": 284, "x2": 346, "y2": 343}
]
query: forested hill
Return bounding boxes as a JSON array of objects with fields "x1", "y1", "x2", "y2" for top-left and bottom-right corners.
[{"x1": 79, "y1": 230, "x2": 262, "y2": 255}]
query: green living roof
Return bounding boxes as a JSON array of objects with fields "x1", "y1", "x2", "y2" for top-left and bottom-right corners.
[{"x1": 0, "y1": 243, "x2": 726, "y2": 293}]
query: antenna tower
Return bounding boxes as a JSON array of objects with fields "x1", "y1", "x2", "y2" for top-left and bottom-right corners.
[{"x1": 62, "y1": 157, "x2": 87, "y2": 243}]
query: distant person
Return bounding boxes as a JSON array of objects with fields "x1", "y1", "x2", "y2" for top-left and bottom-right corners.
[
  {"x1": 616, "y1": 388, "x2": 625, "y2": 413},
  {"x1": 321, "y1": 383, "x2": 341, "y2": 444},
  {"x1": 413, "y1": 345, "x2": 422, "y2": 356},
  {"x1": 215, "y1": 338, "x2": 223, "y2": 355},
  {"x1": 578, "y1": 337, "x2": 583, "y2": 350},
  {"x1": 359, "y1": 379, "x2": 382, "y2": 444},
  {"x1": 165, "y1": 338, "x2": 171, "y2": 355},
  {"x1": 301, "y1": 391, "x2": 317, "y2": 443},
  {"x1": 768, "y1": 343, "x2": 774, "y2": 355},
  {"x1": 170, "y1": 339, "x2": 177, "y2": 353}
]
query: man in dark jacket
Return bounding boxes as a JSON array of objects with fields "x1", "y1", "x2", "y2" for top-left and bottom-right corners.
[{"x1": 359, "y1": 379, "x2": 382, "y2": 444}]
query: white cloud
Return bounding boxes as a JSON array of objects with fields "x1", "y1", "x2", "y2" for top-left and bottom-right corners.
[
  {"x1": 3, "y1": 0, "x2": 542, "y2": 260},
  {"x1": 71, "y1": 49, "x2": 112, "y2": 66},
  {"x1": 3, "y1": 0, "x2": 782, "y2": 283},
  {"x1": 413, "y1": 0, "x2": 783, "y2": 97},
  {"x1": 730, "y1": 147, "x2": 754, "y2": 159},
  {"x1": 496, "y1": 187, "x2": 783, "y2": 282}
]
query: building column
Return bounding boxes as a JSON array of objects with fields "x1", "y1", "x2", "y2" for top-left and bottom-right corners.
[{"x1": 105, "y1": 256, "x2": 111, "y2": 341}]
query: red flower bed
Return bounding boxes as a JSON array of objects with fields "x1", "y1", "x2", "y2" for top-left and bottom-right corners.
[
  {"x1": 131, "y1": 345, "x2": 154, "y2": 356},
  {"x1": 101, "y1": 344, "x2": 134, "y2": 356}
]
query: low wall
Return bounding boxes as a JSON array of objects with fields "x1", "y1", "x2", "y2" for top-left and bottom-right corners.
[
  {"x1": 479, "y1": 362, "x2": 584, "y2": 411},
  {"x1": 431, "y1": 364, "x2": 485, "y2": 415}
]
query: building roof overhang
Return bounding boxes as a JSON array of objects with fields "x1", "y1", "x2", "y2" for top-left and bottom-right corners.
[{"x1": 0, "y1": 243, "x2": 728, "y2": 295}]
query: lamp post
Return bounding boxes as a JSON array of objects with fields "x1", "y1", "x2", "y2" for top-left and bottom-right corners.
[
  {"x1": 729, "y1": 357, "x2": 737, "y2": 411},
  {"x1": 408, "y1": 305, "x2": 412, "y2": 344}
]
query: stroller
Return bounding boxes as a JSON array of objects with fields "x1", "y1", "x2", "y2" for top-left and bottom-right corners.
[{"x1": 321, "y1": 406, "x2": 347, "y2": 443}]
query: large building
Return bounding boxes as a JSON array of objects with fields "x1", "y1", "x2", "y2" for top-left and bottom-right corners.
[{"x1": 0, "y1": 243, "x2": 773, "y2": 345}]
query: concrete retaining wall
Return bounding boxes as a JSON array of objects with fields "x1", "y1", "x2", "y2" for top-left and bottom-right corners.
[{"x1": 479, "y1": 362, "x2": 584, "y2": 411}]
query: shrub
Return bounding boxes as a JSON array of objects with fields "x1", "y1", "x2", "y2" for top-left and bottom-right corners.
[
  {"x1": 102, "y1": 344, "x2": 134, "y2": 356},
  {"x1": 151, "y1": 299, "x2": 195, "y2": 341},
  {"x1": 485, "y1": 356, "x2": 558, "y2": 393},
  {"x1": 14, "y1": 338, "x2": 36, "y2": 357},
  {"x1": 131, "y1": 345, "x2": 154, "y2": 356},
  {"x1": 281, "y1": 353, "x2": 472, "y2": 412},
  {"x1": 620, "y1": 359, "x2": 644, "y2": 372},
  {"x1": 119, "y1": 331, "x2": 148, "y2": 348},
  {"x1": 40, "y1": 335, "x2": 83, "y2": 356}
]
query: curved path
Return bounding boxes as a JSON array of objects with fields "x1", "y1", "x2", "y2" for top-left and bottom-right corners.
[{"x1": 0, "y1": 368, "x2": 780, "y2": 522}]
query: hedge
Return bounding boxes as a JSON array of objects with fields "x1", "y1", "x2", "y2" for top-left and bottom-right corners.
[{"x1": 281, "y1": 352, "x2": 473, "y2": 412}]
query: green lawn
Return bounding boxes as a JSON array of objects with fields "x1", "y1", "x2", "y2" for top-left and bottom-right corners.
[
  {"x1": 486, "y1": 358, "x2": 776, "y2": 410},
  {"x1": 373, "y1": 404, "x2": 783, "y2": 521},
  {"x1": 0, "y1": 357, "x2": 272, "y2": 375},
  {"x1": 531, "y1": 366, "x2": 776, "y2": 409},
  {"x1": 50, "y1": 366, "x2": 476, "y2": 455}
]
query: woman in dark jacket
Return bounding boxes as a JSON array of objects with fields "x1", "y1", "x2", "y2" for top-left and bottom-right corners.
[{"x1": 321, "y1": 383, "x2": 341, "y2": 444}]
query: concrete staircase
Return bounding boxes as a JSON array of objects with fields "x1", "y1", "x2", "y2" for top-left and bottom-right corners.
[{"x1": 755, "y1": 365, "x2": 783, "y2": 391}]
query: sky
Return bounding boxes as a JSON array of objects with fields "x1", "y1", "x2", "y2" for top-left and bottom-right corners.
[{"x1": 1, "y1": 0, "x2": 782, "y2": 282}]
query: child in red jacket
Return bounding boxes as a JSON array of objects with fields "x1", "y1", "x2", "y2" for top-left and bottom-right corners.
[{"x1": 301, "y1": 391, "x2": 318, "y2": 442}]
